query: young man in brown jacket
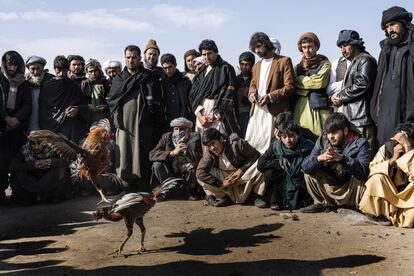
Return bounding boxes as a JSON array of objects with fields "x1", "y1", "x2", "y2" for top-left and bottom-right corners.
[{"x1": 196, "y1": 128, "x2": 265, "y2": 207}]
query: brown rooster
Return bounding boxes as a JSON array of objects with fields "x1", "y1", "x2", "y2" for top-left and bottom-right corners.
[
  {"x1": 93, "y1": 192, "x2": 156, "y2": 255},
  {"x1": 30, "y1": 119, "x2": 117, "y2": 205}
]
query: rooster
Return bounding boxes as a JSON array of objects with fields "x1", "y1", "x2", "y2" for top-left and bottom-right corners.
[
  {"x1": 93, "y1": 191, "x2": 157, "y2": 255},
  {"x1": 30, "y1": 119, "x2": 117, "y2": 205}
]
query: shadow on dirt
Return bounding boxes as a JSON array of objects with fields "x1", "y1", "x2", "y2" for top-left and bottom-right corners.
[
  {"x1": 1, "y1": 254, "x2": 385, "y2": 276},
  {"x1": 162, "y1": 223, "x2": 283, "y2": 255}
]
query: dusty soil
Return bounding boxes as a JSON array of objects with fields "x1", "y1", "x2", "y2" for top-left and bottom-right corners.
[{"x1": 1, "y1": 195, "x2": 413, "y2": 276}]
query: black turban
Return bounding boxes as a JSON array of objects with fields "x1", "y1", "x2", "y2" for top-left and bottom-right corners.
[
  {"x1": 239, "y1": 51, "x2": 255, "y2": 65},
  {"x1": 381, "y1": 6, "x2": 413, "y2": 30},
  {"x1": 336, "y1": 30, "x2": 364, "y2": 47}
]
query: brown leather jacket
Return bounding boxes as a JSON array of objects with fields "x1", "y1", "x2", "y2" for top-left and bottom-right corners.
[{"x1": 196, "y1": 135, "x2": 260, "y2": 187}]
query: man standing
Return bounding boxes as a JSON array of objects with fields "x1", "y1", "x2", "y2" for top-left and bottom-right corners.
[
  {"x1": 38, "y1": 56, "x2": 87, "y2": 143},
  {"x1": 67, "y1": 55, "x2": 86, "y2": 86},
  {"x1": 246, "y1": 32, "x2": 295, "y2": 153},
  {"x1": 331, "y1": 30, "x2": 377, "y2": 147},
  {"x1": 236, "y1": 51, "x2": 255, "y2": 138},
  {"x1": 160, "y1": 53, "x2": 193, "y2": 126},
  {"x1": 294, "y1": 32, "x2": 331, "y2": 136},
  {"x1": 108, "y1": 45, "x2": 164, "y2": 190},
  {"x1": 80, "y1": 58, "x2": 111, "y2": 125},
  {"x1": 371, "y1": 6, "x2": 414, "y2": 145},
  {"x1": 0, "y1": 50, "x2": 31, "y2": 202},
  {"x1": 143, "y1": 39, "x2": 163, "y2": 78},
  {"x1": 25, "y1": 55, "x2": 54, "y2": 133},
  {"x1": 189, "y1": 39, "x2": 240, "y2": 137},
  {"x1": 300, "y1": 113, "x2": 370, "y2": 213}
]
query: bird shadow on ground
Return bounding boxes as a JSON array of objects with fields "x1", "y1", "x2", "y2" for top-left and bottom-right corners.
[
  {"x1": 161, "y1": 223, "x2": 283, "y2": 255},
  {"x1": 1, "y1": 254, "x2": 385, "y2": 276}
]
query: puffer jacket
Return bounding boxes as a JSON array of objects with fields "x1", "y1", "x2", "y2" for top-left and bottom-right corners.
[{"x1": 341, "y1": 52, "x2": 377, "y2": 127}]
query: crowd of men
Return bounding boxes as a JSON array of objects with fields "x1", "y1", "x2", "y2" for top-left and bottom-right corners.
[{"x1": 1, "y1": 6, "x2": 414, "y2": 228}]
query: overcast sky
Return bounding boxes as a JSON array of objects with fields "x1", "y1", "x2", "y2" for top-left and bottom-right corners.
[{"x1": 0, "y1": 0, "x2": 413, "y2": 73}]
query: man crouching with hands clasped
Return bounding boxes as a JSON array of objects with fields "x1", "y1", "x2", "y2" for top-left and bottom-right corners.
[{"x1": 196, "y1": 128, "x2": 266, "y2": 207}]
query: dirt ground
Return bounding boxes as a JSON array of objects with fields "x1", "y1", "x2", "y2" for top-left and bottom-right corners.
[{"x1": 1, "y1": 194, "x2": 413, "y2": 276}]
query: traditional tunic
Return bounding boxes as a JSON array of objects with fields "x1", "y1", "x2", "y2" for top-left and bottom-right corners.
[
  {"x1": 245, "y1": 57, "x2": 274, "y2": 154},
  {"x1": 294, "y1": 59, "x2": 331, "y2": 136},
  {"x1": 108, "y1": 67, "x2": 164, "y2": 188},
  {"x1": 359, "y1": 145, "x2": 414, "y2": 227}
]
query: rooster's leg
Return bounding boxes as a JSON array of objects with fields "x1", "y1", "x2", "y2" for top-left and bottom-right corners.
[
  {"x1": 135, "y1": 217, "x2": 146, "y2": 253},
  {"x1": 108, "y1": 219, "x2": 133, "y2": 255},
  {"x1": 90, "y1": 177, "x2": 111, "y2": 205}
]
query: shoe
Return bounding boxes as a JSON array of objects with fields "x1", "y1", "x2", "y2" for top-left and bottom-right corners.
[
  {"x1": 214, "y1": 196, "x2": 232, "y2": 207},
  {"x1": 206, "y1": 195, "x2": 216, "y2": 206},
  {"x1": 254, "y1": 197, "x2": 267, "y2": 208},
  {"x1": 300, "y1": 203, "x2": 326, "y2": 213},
  {"x1": 270, "y1": 203, "x2": 282, "y2": 211}
]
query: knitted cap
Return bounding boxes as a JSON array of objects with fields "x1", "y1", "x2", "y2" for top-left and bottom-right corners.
[{"x1": 144, "y1": 39, "x2": 160, "y2": 53}]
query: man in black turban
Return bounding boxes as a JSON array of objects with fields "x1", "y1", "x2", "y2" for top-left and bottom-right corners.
[{"x1": 371, "y1": 6, "x2": 414, "y2": 145}]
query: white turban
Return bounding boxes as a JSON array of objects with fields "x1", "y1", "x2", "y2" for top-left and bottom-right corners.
[
  {"x1": 269, "y1": 37, "x2": 281, "y2": 55},
  {"x1": 102, "y1": 60, "x2": 122, "y2": 71}
]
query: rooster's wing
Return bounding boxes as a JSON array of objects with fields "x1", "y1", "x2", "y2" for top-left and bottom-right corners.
[{"x1": 30, "y1": 130, "x2": 89, "y2": 162}]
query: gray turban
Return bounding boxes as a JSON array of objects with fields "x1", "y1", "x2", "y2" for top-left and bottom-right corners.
[
  {"x1": 269, "y1": 37, "x2": 281, "y2": 54},
  {"x1": 85, "y1": 58, "x2": 102, "y2": 70},
  {"x1": 170, "y1": 117, "x2": 193, "y2": 129},
  {"x1": 25, "y1": 55, "x2": 47, "y2": 68}
]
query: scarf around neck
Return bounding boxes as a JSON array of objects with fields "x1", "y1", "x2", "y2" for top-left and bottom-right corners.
[{"x1": 297, "y1": 54, "x2": 329, "y2": 75}]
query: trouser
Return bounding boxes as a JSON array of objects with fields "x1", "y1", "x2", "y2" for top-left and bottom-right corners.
[
  {"x1": 357, "y1": 125, "x2": 377, "y2": 151},
  {"x1": 304, "y1": 171, "x2": 366, "y2": 208},
  {"x1": 263, "y1": 168, "x2": 284, "y2": 205}
]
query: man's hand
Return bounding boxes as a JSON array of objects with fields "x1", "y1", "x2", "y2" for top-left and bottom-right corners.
[
  {"x1": 5, "y1": 116, "x2": 19, "y2": 129},
  {"x1": 66, "y1": 106, "x2": 79, "y2": 118},
  {"x1": 34, "y1": 159, "x2": 52, "y2": 170},
  {"x1": 390, "y1": 143, "x2": 405, "y2": 166},
  {"x1": 317, "y1": 147, "x2": 342, "y2": 162},
  {"x1": 392, "y1": 131, "x2": 413, "y2": 153},
  {"x1": 197, "y1": 112, "x2": 213, "y2": 128},
  {"x1": 170, "y1": 142, "x2": 188, "y2": 157},
  {"x1": 248, "y1": 92, "x2": 257, "y2": 104},
  {"x1": 258, "y1": 94, "x2": 270, "y2": 106},
  {"x1": 331, "y1": 92, "x2": 342, "y2": 107},
  {"x1": 222, "y1": 169, "x2": 244, "y2": 188}
]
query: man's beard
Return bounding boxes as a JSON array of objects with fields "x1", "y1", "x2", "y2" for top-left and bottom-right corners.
[
  {"x1": 27, "y1": 72, "x2": 45, "y2": 86},
  {"x1": 144, "y1": 57, "x2": 158, "y2": 69},
  {"x1": 389, "y1": 31, "x2": 406, "y2": 46}
]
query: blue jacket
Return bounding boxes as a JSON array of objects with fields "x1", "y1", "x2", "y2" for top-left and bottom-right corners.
[{"x1": 301, "y1": 129, "x2": 371, "y2": 182}]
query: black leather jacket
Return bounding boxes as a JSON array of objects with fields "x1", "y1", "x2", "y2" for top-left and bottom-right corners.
[{"x1": 341, "y1": 52, "x2": 377, "y2": 127}]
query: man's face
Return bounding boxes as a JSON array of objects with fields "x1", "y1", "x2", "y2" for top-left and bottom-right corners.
[
  {"x1": 106, "y1": 67, "x2": 120, "y2": 79},
  {"x1": 185, "y1": 55, "x2": 196, "y2": 72},
  {"x1": 385, "y1": 21, "x2": 407, "y2": 45},
  {"x1": 86, "y1": 65, "x2": 101, "y2": 81},
  {"x1": 280, "y1": 131, "x2": 300, "y2": 149},
  {"x1": 145, "y1": 48, "x2": 159, "y2": 67},
  {"x1": 30, "y1": 139, "x2": 43, "y2": 154},
  {"x1": 54, "y1": 67, "x2": 68, "y2": 80},
  {"x1": 201, "y1": 49, "x2": 218, "y2": 66},
  {"x1": 301, "y1": 42, "x2": 317, "y2": 59},
  {"x1": 125, "y1": 50, "x2": 140, "y2": 72},
  {"x1": 239, "y1": 60, "x2": 253, "y2": 76},
  {"x1": 254, "y1": 43, "x2": 268, "y2": 58},
  {"x1": 69, "y1": 59, "x2": 84, "y2": 76},
  {"x1": 206, "y1": 138, "x2": 224, "y2": 155},
  {"x1": 340, "y1": 44, "x2": 357, "y2": 60},
  {"x1": 28, "y1": 63, "x2": 44, "y2": 77},
  {"x1": 162, "y1": 62, "x2": 177, "y2": 78},
  {"x1": 327, "y1": 128, "x2": 348, "y2": 147},
  {"x1": 6, "y1": 62, "x2": 18, "y2": 77}
]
